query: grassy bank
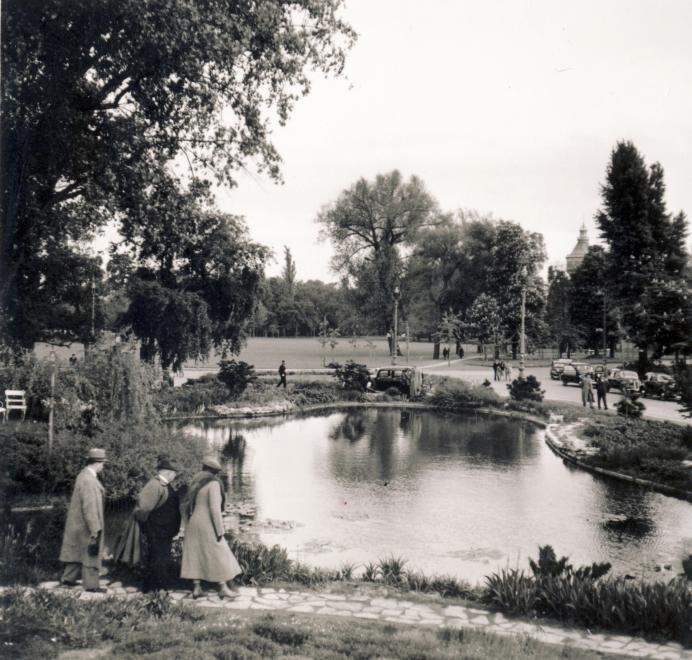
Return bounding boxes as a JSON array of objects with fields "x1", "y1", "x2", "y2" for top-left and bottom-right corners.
[
  {"x1": 0, "y1": 589, "x2": 621, "y2": 660},
  {"x1": 577, "y1": 417, "x2": 692, "y2": 492}
]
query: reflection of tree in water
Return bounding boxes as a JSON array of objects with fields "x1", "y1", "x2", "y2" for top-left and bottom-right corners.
[
  {"x1": 414, "y1": 414, "x2": 537, "y2": 465},
  {"x1": 329, "y1": 411, "x2": 367, "y2": 443},
  {"x1": 221, "y1": 434, "x2": 252, "y2": 500}
]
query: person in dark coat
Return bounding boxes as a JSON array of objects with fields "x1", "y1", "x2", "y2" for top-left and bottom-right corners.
[
  {"x1": 181, "y1": 456, "x2": 241, "y2": 599},
  {"x1": 59, "y1": 448, "x2": 107, "y2": 592},
  {"x1": 277, "y1": 360, "x2": 287, "y2": 388},
  {"x1": 133, "y1": 457, "x2": 182, "y2": 591},
  {"x1": 492, "y1": 360, "x2": 499, "y2": 381},
  {"x1": 595, "y1": 376, "x2": 608, "y2": 410}
]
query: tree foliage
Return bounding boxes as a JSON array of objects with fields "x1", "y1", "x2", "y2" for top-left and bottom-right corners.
[
  {"x1": 317, "y1": 170, "x2": 440, "y2": 331},
  {"x1": 2, "y1": 0, "x2": 355, "y2": 345},
  {"x1": 595, "y1": 141, "x2": 690, "y2": 359}
]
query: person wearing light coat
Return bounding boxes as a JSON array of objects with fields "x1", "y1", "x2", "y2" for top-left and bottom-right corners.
[
  {"x1": 59, "y1": 448, "x2": 107, "y2": 592},
  {"x1": 181, "y1": 456, "x2": 241, "y2": 599}
]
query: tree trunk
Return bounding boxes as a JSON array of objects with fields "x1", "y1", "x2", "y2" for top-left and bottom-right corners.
[
  {"x1": 511, "y1": 339, "x2": 518, "y2": 360},
  {"x1": 433, "y1": 341, "x2": 440, "y2": 359}
]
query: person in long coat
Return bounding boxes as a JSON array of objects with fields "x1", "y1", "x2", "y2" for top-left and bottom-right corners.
[
  {"x1": 59, "y1": 448, "x2": 107, "y2": 592},
  {"x1": 133, "y1": 456, "x2": 181, "y2": 591},
  {"x1": 181, "y1": 456, "x2": 241, "y2": 598},
  {"x1": 581, "y1": 373, "x2": 595, "y2": 409}
]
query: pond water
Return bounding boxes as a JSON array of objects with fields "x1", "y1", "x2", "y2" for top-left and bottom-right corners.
[{"x1": 181, "y1": 408, "x2": 692, "y2": 584}]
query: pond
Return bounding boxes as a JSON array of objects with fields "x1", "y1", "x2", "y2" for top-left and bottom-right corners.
[{"x1": 181, "y1": 408, "x2": 691, "y2": 584}]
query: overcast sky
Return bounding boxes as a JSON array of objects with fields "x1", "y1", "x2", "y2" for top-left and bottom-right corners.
[{"x1": 217, "y1": 0, "x2": 692, "y2": 281}]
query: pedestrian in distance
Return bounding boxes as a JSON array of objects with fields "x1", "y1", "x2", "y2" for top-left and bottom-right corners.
[
  {"x1": 59, "y1": 448, "x2": 108, "y2": 592},
  {"x1": 458, "y1": 346, "x2": 465, "y2": 359},
  {"x1": 499, "y1": 360, "x2": 506, "y2": 381},
  {"x1": 504, "y1": 363, "x2": 512, "y2": 382},
  {"x1": 595, "y1": 376, "x2": 608, "y2": 410},
  {"x1": 581, "y1": 373, "x2": 595, "y2": 409},
  {"x1": 69, "y1": 353, "x2": 78, "y2": 367},
  {"x1": 442, "y1": 346, "x2": 449, "y2": 361},
  {"x1": 277, "y1": 360, "x2": 287, "y2": 388},
  {"x1": 181, "y1": 456, "x2": 241, "y2": 599},
  {"x1": 133, "y1": 456, "x2": 182, "y2": 592},
  {"x1": 492, "y1": 360, "x2": 499, "y2": 381}
]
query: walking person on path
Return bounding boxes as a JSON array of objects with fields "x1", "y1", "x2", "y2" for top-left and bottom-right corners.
[
  {"x1": 181, "y1": 456, "x2": 241, "y2": 599},
  {"x1": 133, "y1": 457, "x2": 182, "y2": 592},
  {"x1": 504, "y1": 363, "x2": 513, "y2": 382},
  {"x1": 277, "y1": 360, "x2": 287, "y2": 388},
  {"x1": 595, "y1": 376, "x2": 608, "y2": 410},
  {"x1": 581, "y1": 373, "x2": 595, "y2": 409},
  {"x1": 59, "y1": 448, "x2": 108, "y2": 592},
  {"x1": 492, "y1": 360, "x2": 499, "y2": 381},
  {"x1": 499, "y1": 360, "x2": 506, "y2": 381}
]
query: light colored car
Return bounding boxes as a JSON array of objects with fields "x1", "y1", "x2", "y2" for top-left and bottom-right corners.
[{"x1": 550, "y1": 358, "x2": 573, "y2": 380}]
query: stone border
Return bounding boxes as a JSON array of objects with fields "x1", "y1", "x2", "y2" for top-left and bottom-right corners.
[{"x1": 545, "y1": 425, "x2": 692, "y2": 503}]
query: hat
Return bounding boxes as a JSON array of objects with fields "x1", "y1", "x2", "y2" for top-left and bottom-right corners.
[
  {"x1": 202, "y1": 455, "x2": 223, "y2": 472},
  {"x1": 87, "y1": 448, "x2": 107, "y2": 462},
  {"x1": 156, "y1": 456, "x2": 179, "y2": 472}
]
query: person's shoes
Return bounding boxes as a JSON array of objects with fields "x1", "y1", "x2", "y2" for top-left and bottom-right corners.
[
  {"x1": 192, "y1": 584, "x2": 204, "y2": 599},
  {"x1": 85, "y1": 587, "x2": 108, "y2": 594},
  {"x1": 218, "y1": 584, "x2": 237, "y2": 599}
]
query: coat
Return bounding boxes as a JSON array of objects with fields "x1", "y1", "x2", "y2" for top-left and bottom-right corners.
[
  {"x1": 180, "y1": 478, "x2": 241, "y2": 582},
  {"x1": 134, "y1": 476, "x2": 181, "y2": 540},
  {"x1": 59, "y1": 467, "x2": 105, "y2": 568}
]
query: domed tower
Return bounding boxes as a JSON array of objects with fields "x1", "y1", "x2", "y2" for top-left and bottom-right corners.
[{"x1": 566, "y1": 224, "x2": 589, "y2": 274}]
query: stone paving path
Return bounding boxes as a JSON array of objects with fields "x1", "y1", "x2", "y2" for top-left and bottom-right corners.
[{"x1": 28, "y1": 581, "x2": 690, "y2": 659}]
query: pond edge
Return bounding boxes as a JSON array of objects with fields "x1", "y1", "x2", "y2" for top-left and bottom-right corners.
[{"x1": 166, "y1": 400, "x2": 692, "y2": 504}]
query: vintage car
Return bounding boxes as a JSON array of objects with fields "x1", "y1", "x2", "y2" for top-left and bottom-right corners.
[
  {"x1": 560, "y1": 363, "x2": 592, "y2": 386},
  {"x1": 550, "y1": 358, "x2": 573, "y2": 380},
  {"x1": 641, "y1": 372, "x2": 678, "y2": 400},
  {"x1": 606, "y1": 369, "x2": 642, "y2": 399},
  {"x1": 371, "y1": 367, "x2": 422, "y2": 396}
]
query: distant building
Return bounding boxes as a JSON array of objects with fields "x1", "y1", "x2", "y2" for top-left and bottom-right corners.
[{"x1": 566, "y1": 224, "x2": 589, "y2": 274}]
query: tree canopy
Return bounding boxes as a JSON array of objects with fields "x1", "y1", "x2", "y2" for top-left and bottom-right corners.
[{"x1": 2, "y1": 0, "x2": 355, "y2": 345}]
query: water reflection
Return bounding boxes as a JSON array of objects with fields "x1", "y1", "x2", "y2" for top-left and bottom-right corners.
[{"x1": 183, "y1": 409, "x2": 692, "y2": 583}]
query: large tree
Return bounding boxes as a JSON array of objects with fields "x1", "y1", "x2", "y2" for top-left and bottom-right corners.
[
  {"x1": 2, "y1": 0, "x2": 355, "y2": 345},
  {"x1": 545, "y1": 267, "x2": 577, "y2": 357},
  {"x1": 596, "y1": 141, "x2": 690, "y2": 366},
  {"x1": 316, "y1": 170, "x2": 440, "y2": 332},
  {"x1": 568, "y1": 247, "x2": 618, "y2": 356}
]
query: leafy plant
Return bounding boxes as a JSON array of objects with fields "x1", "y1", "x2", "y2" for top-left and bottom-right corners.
[
  {"x1": 378, "y1": 555, "x2": 407, "y2": 585},
  {"x1": 616, "y1": 397, "x2": 645, "y2": 419},
  {"x1": 333, "y1": 360, "x2": 371, "y2": 392},
  {"x1": 217, "y1": 360, "x2": 257, "y2": 399},
  {"x1": 507, "y1": 375, "x2": 544, "y2": 402},
  {"x1": 362, "y1": 562, "x2": 380, "y2": 582}
]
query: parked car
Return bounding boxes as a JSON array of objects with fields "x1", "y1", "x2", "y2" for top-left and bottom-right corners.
[
  {"x1": 550, "y1": 358, "x2": 573, "y2": 380},
  {"x1": 371, "y1": 367, "x2": 417, "y2": 395},
  {"x1": 606, "y1": 369, "x2": 642, "y2": 399},
  {"x1": 560, "y1": 363, "x2": 591, "y2": 386},
  {"x1": 641, "y1": 372, "x2": 678, "y2": 400}
]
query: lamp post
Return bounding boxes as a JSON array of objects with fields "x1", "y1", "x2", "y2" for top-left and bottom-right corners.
[
  {"x1": 392, "y1": 285, "x2": 400, "y2": 366},
  {"x1": 518, "y1": 265, "x2": 528, "y2": 380},
  {"x1": 601, "y1": 290, "x2": 608, "y2": 372}
]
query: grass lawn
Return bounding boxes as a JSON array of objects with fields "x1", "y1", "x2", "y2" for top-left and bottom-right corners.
[
  {"x1": 186, "y1": 336, "x2": 444, "y2": 369},
  {"x1": 1, "y1": 589, "x2": 617, "y2": 660}
]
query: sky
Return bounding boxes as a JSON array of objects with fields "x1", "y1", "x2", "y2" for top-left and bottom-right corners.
[{"x1": 198, "y1": 1, "x2": 692, "y2": 280}]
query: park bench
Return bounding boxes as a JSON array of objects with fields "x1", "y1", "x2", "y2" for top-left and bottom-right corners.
[{"x1": 2, "y1": 390, "x2": 27, "y2": 421}]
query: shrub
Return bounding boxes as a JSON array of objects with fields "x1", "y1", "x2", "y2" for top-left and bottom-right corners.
[
  {"x1": 0, "y1": 419, "x2": 207, "y2": 504},
  {"x1": 154, "y1": 378, "x2": 229, "y2": 415},
  {"x1": 507, "y1": 375, "x2": 544, "y2": 402},
  {"x1": 616, "y1": 397, "x2": 645, "y2": 419},
  {"x1": 483, "y1": 545, "x2": 690, "y2": 643},
  {"x1": 429, "y1": 379, "x2": 501, "y2": 410},
  {"x1": 378, "y1": 555, "x2": 407, "y2": 585},
  {"x1": 287, "y1": 382, "x2": 340, "y2": 406},
  {"x1": 333, "y1": 361, "x2": 371, "y2": 392},
  {"x1": 217, "y1": 360, "x2": 257, "y2": 399}
]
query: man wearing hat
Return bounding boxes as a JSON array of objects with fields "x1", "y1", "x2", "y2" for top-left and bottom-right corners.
[
  {"x1": 134, "y1": 456, "x2": 182, "y2": 591},
  {"x1": 59, "y1": 448, "x2": 107, "y2": 592}
]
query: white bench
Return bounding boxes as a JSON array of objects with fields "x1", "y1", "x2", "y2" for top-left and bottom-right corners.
[{"x1": 3, "y1": 390, "x2": 27, "y2": 421}]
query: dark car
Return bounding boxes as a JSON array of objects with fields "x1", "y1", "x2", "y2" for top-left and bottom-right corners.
[
  {"x1": 560, "y1": 363, "x2": 591, "y2": 386},
  {"x1": 372, "y1": 367, "x2": 414, "y2": 395},
  {"x1": 606, "y1": 369, "x2": 642, "y2": 399},
  {"x1": 642, "y1": 372, "x2": 678, "y2": 400}
]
